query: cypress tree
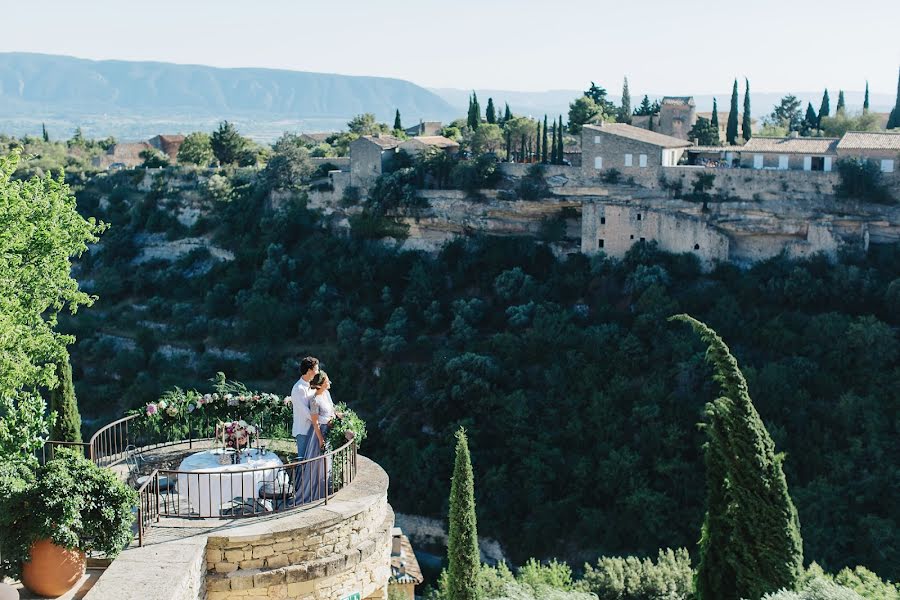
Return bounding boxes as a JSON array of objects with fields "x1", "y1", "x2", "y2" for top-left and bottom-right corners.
[
  {"x1": 558, "y1": 116, "x2": 564, "y2": 164},
  {"x1": 486, "y1": 98, "x2": 497, "y2": 124},
  {"x1": 50, "y1": 356, "x2": 82, "y2": 443},
  {"x1": 542, "y1": 115, "x2": 549, "y2": 163},
  {"x1": 836, "y1": 90, "x2": 846, "y2": 115},
  {"x1": 447, "y1": 428, "x2": 479, "y2": 600},
  {"x1": 503, "y1": 103, "x2": 512, "y2": 123},
  {"x1": 520, "y1": 133, "x2": 526, "y2": 163},
  {"x1": 804, "y1": 102, "x2": 818, "y2": 132},
  {"x1": 472, "y1": 93, "x2": 481, "y2": 129},
  {"x1": 711, "y1": 98, "x2": 719, "y2": 134},
  {"x1": 818, "y1": 89, "x2": 830, "y2": 128},
  {"x1": 889, "y1": 68, "x2": 900, "y2": 129},
  {"x1": 393, "y1": 109, "x2": 402, "y2": 131},
  {"x1": 505, "y1": 129, "x2": 512, "y2": 162},
  {"x1": 619, "y1": 77, "x2": 632, "y2": 124},
  {"x1": 550, "y1": 121, "x2": 558, "y2": 165},
  {"x1": 637, "y1": 95, "x2": 652, "y2": 115},
  {"x1": 42, "y1": 123, "x2": 49, "y2": 143},
  {"x1": 863, "y1": 81, "x2": 870, "y2": 113},
  {"x1": 726, "y1": 79, "x2": 739, "y2": 145},
  {"x1": 671, "y1": 315, "x2": 803, "y2": 600},
  {"x1": 467, "y1": 94, "x2": 475, "y2": 129},
  {"x1": 742, "y1": 78, "x2": 752, "y2": 141},
  {"x1": 649, "y1": 114, "x2": 655, "y2": 131},
  {"x1": 535, "y1": 121, "x2": 541, "y2": 163}
]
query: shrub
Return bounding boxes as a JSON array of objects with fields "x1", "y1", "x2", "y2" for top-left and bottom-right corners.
[
  {"x1": 517, "y1": 163, "x2": 550, "y2": 200},
  {"x1": 835, "y1": 158, "x2": 894, "y2": 204},
  {"x1": 601, "y1": 168, "x2": 622, "y2": 184},
  {"x1": 577, "y1": 548, "x2": 693, "y2": 600},
  {"x1": 762, "y1": 577, "x2": 864, "y2": 600}
]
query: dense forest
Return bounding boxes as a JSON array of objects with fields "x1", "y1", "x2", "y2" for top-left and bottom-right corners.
[{"x1": 53, "y1": 162, "x2": 900, "y2": 583}]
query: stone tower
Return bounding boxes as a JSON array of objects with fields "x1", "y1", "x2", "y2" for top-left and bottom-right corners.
[{"x1": 659, "y1": 97, "x2": 697, "y2": 140}]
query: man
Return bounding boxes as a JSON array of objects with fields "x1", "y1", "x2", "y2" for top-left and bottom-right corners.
[{"x1": 290, "y1": 356, "x2": 319, "y2": 459}]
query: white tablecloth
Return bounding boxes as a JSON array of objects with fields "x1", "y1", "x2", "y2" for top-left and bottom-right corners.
[{"x1": 177, "y1": 449, "x2": 284, "y2": 517}]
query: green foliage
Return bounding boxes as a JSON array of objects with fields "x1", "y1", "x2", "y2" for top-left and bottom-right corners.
[
  {"x1": 818, "y1": 89, "x2": 831, "y2": 128},
  {"x1": 819, "y1": 111, "x2": 882, "y2": 137},
  {"x1": 804, "y1": 103, "x2": 819, "y2": 134},
  {"x1": 889, "y1": 68, "x2": 900, "y2": 129},
  {"x1": 0, "y1": 150, "x2": 103, "y2": 461},
  {"x1": 835, "y1": 158, "x2": 895, "y2": 204},
  {"x1": 348, "y1": 113, "x2": 388, "y2": 136},
  {"x1": 486, "y1": 98, "x2": 497, "y2": 125},
  {"x1": 326, "y1": 402, "x2": 367, "y2": 450},
  {"x1": 863, "y1": 82, "x2": 870, "y2": 113},
  {"x1": 769, "y1": 94, "x2": 804, "y2": 133},
  {"x1": 761, "y1": 578, "x2": 863, "y2": 600},
  {"x1": 578, "y1": 548, "x2": 693, "y2": 600},
  {"x1": 688, "y1": 117, "x2": 720, "y2": 146},
  {"x1": 447, "y1": 427, "x2": 480, "y2": 600},
  {"x1": 835, "y1": 90, "x2": 846, "y2": 115},
  {"x1": 210, "y1": 121, "x2": 248, "y2": 165},
  {"x1": 517, "y1": 163, "x2": 549, "y2": 201},
  {"x1": 743, "y1": 79, "x2": 752, "y2": 141},
  {"x1": 727, "y1": 79, "x2": 740, "y2": 144},
  {"x1": 618, "y1": 78, "x2": 632, "y2": 124},
  {"x1": 584, "y1": 82, "x2": 617, "y2": 116},
  {"x1": 711, "y1": 98, "x2": 720, "y2": 131},
  {"x1": 542, "y1": 116, "x2": 549, "y2": 163},
  {"x1": 568, "y1": 96, "x2": 602, "y2": 134},
  {"x1": 49, "y1": 356, "x2": 81, "y2": 443},
  {"x1": 672, "y1": 315, "x2": 803, "y2": 600},
  {"x1": 470, "y1": 123, "x2": 504, "y2": 155},
  {"x1": 140, "y1": 148, "x2": 170, "y2": 168},
  {"x1": 264, "y1": 134, "x2": 314, "y2": 189},
  {"x1": 178, "y1": 132, "x2": 214, "y2": 166},
  {"x1": 0, "y1": 448, "x2": 137, "y2": 579},
  {"x1": 394, "y1": 109, "x2": 403, "y2": 131}
]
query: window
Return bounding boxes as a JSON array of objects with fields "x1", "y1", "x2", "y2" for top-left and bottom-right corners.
[
  {"x1": 694, "y1": 243, "x2": 700, "y2": 250},
  {"x1": 753, "y1": 154, "x2": 764, "y2": 169},
  {"x1": 639, "y1": 154, "x2": 647, "y2": 168},
  {"x1": 881, "y1": 159, "x2": 895, "y2": 173},
  {"x1": 640, "y1": 237, "x2": 646, "y2": 242},
  {"x1": 637, "y1": 213, "x2": 642, "y2": 221},
  {"x1": 630, "y1": 234, "x2": 634, "y2": 239},
  {"x1": 624, "y1": 153, "x2": 633, "y2": 167},
  {"x1": 600, "y1": 217, "x2": 606, "y2": 225},
  {"x1": 594, "y1": 135, "x2": 602, "y2": 144},
  {"x1": 598, "y1": 239, "x2": 604, "y2": 248},
  {"x1": 594, "y1": 156, "x2": 603, "y2": 169},
  {"x1": 778, "y1": 155, "x2": 789, "y2": 170},
  {"x1": 824, "y1": 157, "x2": 832, "y2": 172}
]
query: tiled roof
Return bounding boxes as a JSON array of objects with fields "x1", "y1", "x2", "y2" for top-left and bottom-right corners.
[
  {"x1": 837, "y1": 131, "x2": 900, "y2": 151},
  {"x1": 402, "y1": 135, "x2": 459, "y2": 149},
  {"x1": 389, "y1": 533, "x2": 423, "y2": 586},
  {"x1": 360, "y1": 135, "x2": 402, "y2": 149},
  {"x1": 300, "y1": 132, "x2": 333, "y2": 143},
  {"x1": 109, "y1": 142, "x2": 152, "y2": 159},
  {"x1": 584, "y1": 123, "x2": 693, "y2": 148},
  {"x1": 687, "y1": 145, "x2": 744, "y2": 152},
  {"x1": 741, "y1": 136, "x2": 839, "y2": 154},
  {"x1": 662, "y1": 96, "x2": 695, "y2": 106}
]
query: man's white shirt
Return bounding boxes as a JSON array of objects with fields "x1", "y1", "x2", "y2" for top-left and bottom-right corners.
[{"x1": 291, "y1": 378, "x2": 314, "y2": 436}]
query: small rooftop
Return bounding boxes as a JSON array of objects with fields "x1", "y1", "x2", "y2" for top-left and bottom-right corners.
[
  {"x1": 300, "y1": 132, "x2": 334, "y2": 143},
  {"x1": 401, "y1": 135, "x2": 459, "y2": 149},
  {"x1": 359, "y1": 135, "x2": 403, "y2": 149},
  {"x1": 837, "y1": 131, "x2": 900, "y2": 151},
  {"x1": 741, "y1": 136, "x2": 839, "y2": 154},
  {"x1": 662, "y1": 96, "x2": 695, "y2": 106},
  {"x1": 584, "y1": 122, "x2": 693, "y2": 148},
  {"x1": 389, "y1": 529, "x2": 423, "y2": 587}
]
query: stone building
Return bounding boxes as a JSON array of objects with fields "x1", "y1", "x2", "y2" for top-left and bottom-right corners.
[
  {"x1": 581, "y1": 202, "x2": 730, "y2": 270},
  {"x1": 398, "y1": 135, "x2": 459, "y2": 157},
  {"x1": 349, "y1": 135, "x2": 403, "y2": 188},
  {"x1": 657, "y1": 97, "x2": 697, "y2": 140},
  {"x1": 93, "y1": 141, "x2": 153, "y2": 168},
  {"x1": 299, "y1": 132, "x2": 335, "y2": 146},
  {"x1": 836, "y1": 131, "x2": 899, "y2": 172},
  {"x1": 387, "y1": 528, "x2": 423, "y2": 600},
  {"x1": 738, "y1": 134, "x2": 840, "y2": 171},
  {"x1": 149, "y1": 134, "x2": 185, "y2": 162},
  {"x1": 404, "y1": 121, "x2": 443, "y2": 137},
  {"x1": 696, "y1": 111, "x2": 753, "y2": 142},
  {"x1": 581, "y1": 122, "x2": 693, "y2": 176}
]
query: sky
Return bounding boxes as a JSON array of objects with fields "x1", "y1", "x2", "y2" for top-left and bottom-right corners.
[{"x1": 2, "y1": 0, "x2": 899, "y2": 95}]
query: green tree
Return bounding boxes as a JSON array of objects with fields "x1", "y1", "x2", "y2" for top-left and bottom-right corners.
[
  {"x1": 469, "y1": 124, "x2": 503, "y2": 155},
  {"x1": 711, "y1": 98, "x2": 719, "y2": 133},
  {"x1": 550, "y1": 121, "x2": 558, "y2": 165},
  {"x1": 635, "y1": 95, "x2": 653, "y2": 116},
  {"x1": 818, "y1": 89, "x2": 831, "y2": 128},
  {"x1": 210, "y1": 121, "x2": 248, "y2": 165},
  {"x1": 836, "y1": 90, "x2": 846, "y2": 115},
  {"x1": 556, "y1": 116, "x2": 564, "y2": 164},
  {"x1": 584, "y1": 82, "x2": 617, "y2": 116},
  {"x1": 468, "y1": 93, "x2": 481, "y2": 130},
  {"x1": 618, "y1": 77, "x2": 633, "y2": 124},
  {"x1": 742, "y1": 78, "x2": 752, "y2": 141},
  {"x1": 804, "y1": 103, "x2": 819, "y2": 134},
  {"x1": 542, "y1": 116, "x2": 549, "y2": 163},
  {"x1": 648, "y1": 113, "x2": 655, "y2": 131},
  {"x1": 888, "y1": 68, "x2": 900, "y2": 129},
  {"x1": 672, "y1": 315, "x2": 803, "y2": 600},
  {"x1": 394, "y1": 109, "x2": 402, "y2": 131},
  {"x1": 0, "y1": 151, "x2": 103, "y2": 461},
  {"x1": 726, "y1": 79, "x2": 740, "y2": 144},
  {"x1": 689, "y1": 117, "x2": 720, "y2": 146},
  {"x1": 49, "y1": 356, "x2": 81, "y2": 443},
  {"x1": 178, "y1": 132, "x2": 213, "y2": 166},
  {"x1": 447, "y1": 427, "x2": 480, "y2": 600},
  {"x1": 347, "y1": 113, "x2": 386, "y2": 136},
  {"x1": 535, "y1": 121, "x2": 542, "y2": 163},
  {"x1": 41, "y1": 123, "x2": 49, "y2": 143},
  {"x1": 863, "y1": 82, "x2": 870, "y2": 113},
  {"x1": 770, "y1": 95, "x2": 803, "y2": 132},
  {"x1": 503, "y1": 103, "x2": 512, "y2": 123},
  {"x1": 568, "y1": 96, "x2": 601, "y2": 134},
  {"x1": 139, "y1": 148, "x2": 169, "y2": 169},
  {"x1": 264, "y1": 136, "x2": 314, "y2": 189},
  {"x1": 486, "y1": 98, "x2": 497, "y2": 125}
]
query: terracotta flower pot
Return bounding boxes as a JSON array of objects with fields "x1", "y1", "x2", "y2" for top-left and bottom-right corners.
[{"x1": 21, "y1": 539, "x2": 86, "y2": 597}]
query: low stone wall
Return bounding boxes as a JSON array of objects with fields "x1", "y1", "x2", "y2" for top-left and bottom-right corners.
[{"x1": 498, "y1": 163, "x2": 585, "y2": 187}]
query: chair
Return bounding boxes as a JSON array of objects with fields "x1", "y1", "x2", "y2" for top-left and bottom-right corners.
[
  {"x1": 258, "y1": 466, "x2": 295, "y2": 511},
  {"x1": 124, "y1": 445, "x2": 174, "y2": 493}
]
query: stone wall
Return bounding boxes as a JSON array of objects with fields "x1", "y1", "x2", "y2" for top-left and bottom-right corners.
[
  {"x1": 205, "y1": 456, "x2": 392, "y2": 600},
  {"x1": 310, "y1": 157, "x2": 350, "y2": 170}
]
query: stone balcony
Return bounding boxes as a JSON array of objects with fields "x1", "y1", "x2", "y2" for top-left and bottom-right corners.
[{"x1": 83, "y1": 455, "x2": 392, "y2": 600}]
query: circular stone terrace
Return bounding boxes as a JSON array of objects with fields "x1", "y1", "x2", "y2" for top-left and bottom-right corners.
[{"x1": 39, "y1": 422, "x2": 394, "y2": 600}]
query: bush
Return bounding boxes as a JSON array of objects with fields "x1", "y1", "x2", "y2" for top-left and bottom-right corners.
[
  {"x1": 601, "y1": 168, "x2": 622, "y2": 184},
  {"x1": 762, "y1": 577, "x2": 864, "y2": 600},
  {"x1": 577, "y1": 548, "x2": 693, "y2": 600},
  {"x1": 835, "y1": 158, "x2": 894, "y2": 204},
  {"x1": 517, "y1": 163, "x2": 550, "y2": 200}
]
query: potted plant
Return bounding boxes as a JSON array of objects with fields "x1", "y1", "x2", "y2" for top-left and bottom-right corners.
[{"x1": 0, "y1": 448, "x2": 137, "y2": 597}]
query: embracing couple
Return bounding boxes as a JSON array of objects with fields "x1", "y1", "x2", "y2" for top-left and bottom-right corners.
[{"x1": 290, "y1": 356, "x2": 343, "y2": 463}]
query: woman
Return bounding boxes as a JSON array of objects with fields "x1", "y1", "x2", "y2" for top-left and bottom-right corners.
[{"x1": 297, "y1": 371, "x2": 342, "y2": 503}]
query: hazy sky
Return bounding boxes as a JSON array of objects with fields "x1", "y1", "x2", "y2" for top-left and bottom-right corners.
[{"x1": 3, "y1": 0, "x2": 899, "y2": 95}]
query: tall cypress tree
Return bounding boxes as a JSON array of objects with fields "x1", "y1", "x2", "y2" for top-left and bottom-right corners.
[
  {"x1": 836, "y1": 90, "x2": 846, "y2": 115},
  {"x1": 742, "y1": 78, "x2": 752, "y2": 141},
  {"x1": 711, "y1": 98, "x2": 720, "y2": 134},
  {"x1": 726, "y1": 79, "x2": 739, "y2": 145},
  {"x1": 447, "y1": 428, "x2": 479, "y2": 600},
  {"x1": 471, "y1": 93, "x2": 481, "y2": 130},
  {"x1": 804, "y1": 103, "x2": 818, "y2": 132},
  {"x1": 672, "y1": 315, "x2": 803, "y2": 600},
  {"x1": 535, "y1": 121, "x2": 542, "y2": 163},
  {"x1": 558, "y1": 116, "x2": 565, "y2": 164},
  {"x1": 888, "y1": 68, "x2": 900, "y2": 129},
  {"x1": 503, "y1": 103, "x2": 512, "y2": 123},
  {"x1": 50, "y1": 356, "x2": 82, "y2": 443},
  {"x1": 863, "y1": 81, "x2": 870, "y2": 113},
  {"x1": 542, "y1": 115, "x2": 549, "y2": 163},
  {"x1": 818, "y1": 89, "x2": 831, "y2": 128},
  {"x1": 41, "y1": 123, "x2": 49, "y2": 143},
  {"x1": 619, "y1": 77, "x2": 632, "y2": 124},
  {"x1": 550, "y1": 121, "x2": 558, "y2": 165},
  {"x1": 520, "y1": 134, "x2": 526, "y2": 163},
  {"x1": 505, "y1": 129, "x2": 512, "y2": 162},
  {"x1": 393, "y1": 109, "x2": 402, "y2": 131},
  {"x1": 486, "y1": 98, "x2": 497, "y2": 124}
]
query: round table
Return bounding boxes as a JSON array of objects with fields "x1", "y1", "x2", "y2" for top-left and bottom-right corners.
[{"x1": 177, "y1": 449, "x2": 284, "y2": 517}]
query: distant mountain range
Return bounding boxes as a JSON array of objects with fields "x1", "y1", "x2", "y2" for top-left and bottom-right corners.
[
  {"x1": 0, "y1": 53, "x2": 457, "y2": 141},
  {"x1": 0, "y1": 53, "x2": 894, "y2": 142}
]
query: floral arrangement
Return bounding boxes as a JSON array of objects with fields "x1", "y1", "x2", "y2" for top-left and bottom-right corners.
[
  {"x1": 327, "y1": 403, "x2": 367, "y2": 450},
  {"x1": 218, "y1": 420, "x2": 257, "y2": 449}
]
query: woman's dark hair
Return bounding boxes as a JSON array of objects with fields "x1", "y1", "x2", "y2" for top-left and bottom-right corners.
[
  {"x1": 310, "y1": 371, "x2": 329, "y2": 388},
  {"x1": 299, "y1": 356, "x2": 319, "y2": 376}
]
